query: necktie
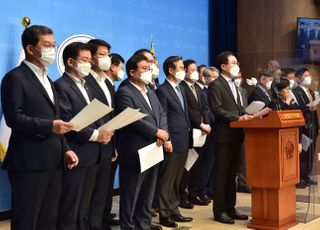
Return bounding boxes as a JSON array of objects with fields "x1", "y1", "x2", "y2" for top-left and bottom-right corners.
[
  {"x1": 190, "y1": 84, "x2": 198, "y2": 101},
  {"x1": 307, "y1": 89, "x2": 313, "y2": 103},
  {"x1": 175, "y1": 85, "x2": 185, "y2": 111}
]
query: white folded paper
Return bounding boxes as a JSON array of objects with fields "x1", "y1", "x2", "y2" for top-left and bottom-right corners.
[
  {"x1": 307, "y1": 98, "x2": 320, "y2": 108},
  {"x1": 138, "y1": 142, "x2": 164, "y2": 173},
  {"x1": 301, "y1": 134, "x2": 313, "y2": 152},
  {"x1": 70, "y1": 98, "x2": 113, "y2": 131},
  {"x1": 193, "y1": 129, "x2": 207, "y2": 147},
  {"x1": 99, "y1": 107, "x2": 147, "y2": 131},
  {"x1": 185, "y1": 148, "x2": 199, "y2": 171},
  {"x1": 252, "y1": 107, "x2": 271, "y2": 119},
  {"x1": 245, "y1": 101, "x2": 265, "y2": 115}
]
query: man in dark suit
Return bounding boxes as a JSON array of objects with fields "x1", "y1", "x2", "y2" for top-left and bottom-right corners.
[
  {"x1": 179, "y1": 59, "x2": 211, "y2": 207},
  {"x1": 156, "y1": 56, "x2": 193, "y2": 227},
  {"x1": 293, "y1": 67, "x2": 318, "y2": 188},
  {"x1": 115, "y1": 54, "x2": 168, "y2": 230},
  {"x1": 208, "y1": 51, "x2": 252, "y2": 224},
  {"x1": 0, "y1": 25, "x2": 78, "y2": 230},
  {"x1": 84, "y1": 39, "x2": 116, "y2": 230},
  {"x1": 101, "y1": 52, "x2": 125, "y2": 228},
  {"x1": 248, "y1": 70, "x2": 279, "y2": 109},
  {"x1": 55, "y1": 42, "x2": 113, "y2": 230}
]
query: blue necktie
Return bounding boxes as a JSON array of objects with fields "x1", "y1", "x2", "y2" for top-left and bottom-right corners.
[{"x1": 175, "y1": 85, "x2": 185, "y2": 111}]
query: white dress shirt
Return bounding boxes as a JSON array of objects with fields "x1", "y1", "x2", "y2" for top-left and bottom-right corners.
[
  {"x1": 90, "y1": 70, "x2": 113, "y2": 107},
  {"x1": 222, "y1": 74, "x2": 238, "y2": 103},
  {"x1": 24, "y1": 60, "x2": 55, "y2": 104}
]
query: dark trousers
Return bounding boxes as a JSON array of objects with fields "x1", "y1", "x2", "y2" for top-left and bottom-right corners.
[
  {"x1": 159, "y1": 151, "x2": 188, "y2": 219},
  {"x1": 56, "y1": 165, "x2": 96, "y2": 230},
  {"x1": 199, "y1": 137, "x2": 216, "y2": 196},
  {"x1": 213, "y1": 142, "x2": 241, "y2": 214},
  {"x1": 105, "y1": 160, "x2": 118, "y2": 218},
  {"x1": 119, "y1": 163, "x2": 158, "y2": 230},
  {"x1": 179, "y1": 147, "x2": 202, "y2": 200},
  {"x1": 89, "y1": 158, "x2": 112, "y2": 229},
  {"x1": 300, "y1": 126, "x2": 317, "y2": 181},
  {"x1": 8, "y1": 169, "x2": 62, "y2": 230},
  {"x1": 237, "y1": 144, "x2": 247, "y2": 185}
]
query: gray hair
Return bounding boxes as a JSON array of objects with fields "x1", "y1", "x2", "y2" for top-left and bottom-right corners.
[{"x1": 203, "y1": 66, "x2": 219, "y2": 78}]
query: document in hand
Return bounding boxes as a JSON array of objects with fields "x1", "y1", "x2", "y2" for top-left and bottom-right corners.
[
  {"x1": 138, "y1": 142, "x2": 164, "y2": 173},
  {"x1": 185, "y1": 148, "x2": 199, "y2": 171},
  {"x1": 245, "y1": 101, "x2": 265, "y2": 115},
  {"x1": 193, "y1": 129, "x2": 207, "y2": 147},
  {"x1": 99, "y1": 107, "x2": 147, "y2": 132},
  {"x1": 301, "y1": 134, "x2": 313, "y2": 152},
  {"x1": 307, "y1": 98, "x2": 320, "y2": 108},
  {"x1": 252, "y1": 107, "x2": 271, "y2": 119},
  {"x1": 70, "y1": 98, "x2": 113, "y2": 131}
]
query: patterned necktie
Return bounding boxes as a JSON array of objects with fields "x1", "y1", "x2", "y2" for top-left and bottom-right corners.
[{"x1": 190, "y1": 84, "x2": 198, "y2": 101}]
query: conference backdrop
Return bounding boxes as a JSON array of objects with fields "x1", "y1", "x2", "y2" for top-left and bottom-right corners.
[{"x1": 0, "y1": 0, "x2": 209, "y2": 212}]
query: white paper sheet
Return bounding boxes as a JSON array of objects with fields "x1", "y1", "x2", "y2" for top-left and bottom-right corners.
[
  {"x1": 307, "y1": 98, "x2": 320, "y2": 108},
  {"x1": 301, "y1": 134, "x2": 313, "y2": 152},
  {"x1": 193, "y1": 129, "x2": 207, "y2": 147},
  {"x1": 70, "y1": 98, "x2": 113, "y2": 131},
  {"x1": 138, "y1": 142, "x2": 164, "y2": 173},
  {"x1": 252, "y1": 107, "x2": 271, "y2": 119},
  {"x1": 99, "y1": 107, "x2": 147, "y2": 131},
  {"x1": 185, "y1": 148, "x2": 199, "y2": 171},
  {"x1": 245, "y1": 101, "x2": 265, "y2": 115}
]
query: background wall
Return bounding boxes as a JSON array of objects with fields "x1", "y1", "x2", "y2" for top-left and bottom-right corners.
[
  {"x1": 0, "y1": 0, "x2": 209, "y2": 212},
  {"x1": 237, "y1": 0, "x2": 320, "y2": 80}
]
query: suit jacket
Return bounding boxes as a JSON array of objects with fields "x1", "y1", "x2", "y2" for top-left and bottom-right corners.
[
  {"x1": 1, "y1": 62, "x2": 68, "y2": 171},
  {"x1": 85, "y1": 74, "x2": 115, "y2": 159},
  {"x1": 179, "y1": 80, "x2": 209, "y2": 129},
  {"x1": 207, "y1": 75, "x2": 246, "y2": 144},
  {"x1": 156, "y1": 80, "x2": 191, "y2": 153},
  {"x1": 248, "y1": 84, "x2": 274, "y2": 106},
  {"x1": 115, "y1": 82, "x2": 168, "y2": 165},
  {"x1": 54, "y1": 73, "x2": 102, "y2": 167},
  {"x1": 202, "y1": 87, "x2": 215, "y2": 125},
  {"x1": 293, "y1": 86, "x2": 319, "y2": 136}
]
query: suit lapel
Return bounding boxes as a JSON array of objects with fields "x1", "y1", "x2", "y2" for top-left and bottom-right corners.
[
  {"x1": 62, "y1": 74, "x2": 88, "y2": 105},
  {"x1": 21, "y1": 62, "x2": 55, "y2": 108},
  {"x1": 165, "y1": 80, "x2": 185, "y2": 113},
  {"x1": 105, "y1": 79, "x2": 115, "y2": 107},
  {"x1": 128, "y1": 83, "x2": 155, "y2": 117},
  {"x1": 219, "y1": 76, "x2": 237, "y2": 105},
  {"x1": 86, "y1": 74, "x2": 109, "y2": 105}
]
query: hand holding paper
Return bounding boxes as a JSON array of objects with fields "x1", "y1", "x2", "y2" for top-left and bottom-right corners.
[
  {"x1": 245, "y1": 101, "x2": 265, "y2": 115},
  {"x1": 70, "y1": 99, "x2": 113, "y2": 131},
  {"x1": 193, "y1": 129, "x2": 207, "y2": 147},
  {"x1": 138, "y1": 142, "x2": 164, "y2": 173}
]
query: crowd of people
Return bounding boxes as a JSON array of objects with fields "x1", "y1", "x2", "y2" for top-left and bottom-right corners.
[{"x1": 1, "y1": 24, "x2": 319, "y2": 230}]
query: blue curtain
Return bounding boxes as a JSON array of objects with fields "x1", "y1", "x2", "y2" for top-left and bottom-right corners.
[{"x1": 209, "y1": 0, "x2": 237, "y2": 67}]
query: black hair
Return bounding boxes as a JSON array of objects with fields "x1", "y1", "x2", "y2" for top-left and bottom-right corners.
[
  {"x1": 183, "y1": 59, "x2": 196, "y2": 71},
  {"x1": 163, "y1": 56, "x2": 183, "y2": 76},
  {"x1": 87, "y1": 39, "x2": 111, "y2": 55},
  {"x1": 62, "y1": 42, "x2": 91, "y2": 66},
  {"x1": 125, "y1": 54, "x2": 147, "y2": 77},
  {"x1": 216, "y1": 51, "x2": 235, "y2": 71},
  {"x1": 109, "y1": 53, "x2": 125, "y2": 66},
  {"x1": 21, "y1": 25, "x2": 53, "y2": 52},
  {"x1": 276, "y1": 78, "x2": 290, "y2": 91}
]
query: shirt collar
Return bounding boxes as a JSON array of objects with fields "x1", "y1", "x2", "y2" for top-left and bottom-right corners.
[
  {"x1": 166, "y1": 78, "x2": 178, "y2": 89},
  {"x1": 221, "y1": 74, "x2": 233, "y2": 83},
  {"x1": 299, "y1": 85, "x2": 309, "y2": 92},
  {"x1": 196, "y1": 81, "x2": 205, "y2": 89},
  {"x1": 90, "y1": 70, "x2": 107, "y2": 82},
  {"x1": 130, "y1": 81, "x2": 148, "y2": 93},
  {"x1": 23, "y1": 60, "x2": 48, "y2": 76},
  {"x1": 66, "y1": 72, "x2": 85, "y2": 85},
  {"x1": 184, "y1": 80, "x2": 194, "y2": 87}
]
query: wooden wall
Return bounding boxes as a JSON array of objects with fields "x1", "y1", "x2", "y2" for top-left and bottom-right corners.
[{"x1": 237, "y1": 0, "x2": 319, "y2": 79}]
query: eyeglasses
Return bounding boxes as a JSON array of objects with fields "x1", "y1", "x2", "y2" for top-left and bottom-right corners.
[
  {"x1": 39, "y1": 42, "x2": 56, "y2": 49},
  {"x1": 227, "y1": 61, "x2": 240, "y2": 66}
]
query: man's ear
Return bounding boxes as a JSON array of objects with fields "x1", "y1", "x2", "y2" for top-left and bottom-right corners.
[
  {"x1": 221, "y1": 64, "x2": 227, "y2": 72},
  {"x1": 25, "y1": 45, "x2": 35, "y2": 56},
  {"x1": 129, "y1": 69, "x2": 135, "y2": 78},
  {"x1": 66, "y1": 58, "x2": 75, "y2": 69},
  {"x1": 168, "y1": 67, "x2": 174, "y2": 76}
]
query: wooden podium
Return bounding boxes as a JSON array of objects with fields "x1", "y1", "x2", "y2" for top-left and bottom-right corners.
[{"x1": 230, "y1": 110, "x2": 305, "y2": 230}]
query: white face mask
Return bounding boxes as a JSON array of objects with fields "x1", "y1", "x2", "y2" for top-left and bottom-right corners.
[
  {"x1": 35, "y1": 47, "x2": 56, "y2": 66},
  {"x1": 289, "y1": 79, "x2": 295, "y2": 89},
  {"x1": 189, "y1": 71, "x2": 199, "y2": 82},
  {"x1": 302, "y1": 76, "x2": 312, "y2": 86},
  {"x1": 140, "y1": 70, "x2": 153, "y2": 84},
  {"x1": 150, "y1": 64, "x2": 159, "y2": 79},
  {"x1": 75, "y1": 62, "x2": 92, "y2": 78},
  {"x1": 234, "y1": 79, "x2": 241, "y2": 87},
  {"x1": 175, "y1": 70, "x2": 186, "y2": 82},
  {"x1": 98, "y1": 56, "x2": 111, "y2": 71},
  {"x1": 265, "y1": 81, "x2": 273, "y2": 90},
  {"x1": 116, "y1": 70, "x2": 125, "y2": 81},
  {"x1": 229, "y1": 64, "x2": 240, "y2": 77}
]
